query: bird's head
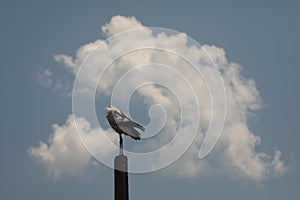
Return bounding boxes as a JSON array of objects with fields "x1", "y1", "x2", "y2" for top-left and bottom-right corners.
[
  {"x1": 105, "y1": 107, "x2": 113, "y2": 117},
  {"x1": 105, "y1": 106, "x2": 112, "y2": 112},
  {"x1": 105, "y1": 106, "x2": 131, "y2": 122},
  {"x1": 105, "y1": 106, "x2": 122, "y2": 116}
]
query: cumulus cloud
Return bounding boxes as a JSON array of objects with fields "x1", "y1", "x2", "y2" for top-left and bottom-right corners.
[
  {"x1": 37, "y1": 67, "x2": 72, "y2": 95},
  {"x1": 29, "y1": 15, "x2": 286, "y2": 181},
  {"x1": 28, "y1": 115, "x2": 118, "y2": 179},
  {"x1": 37, "y1": 69, "x2": 53, "y2": 87},
  {"x1": 102, "y1": 15, "x2": 143, "y2": 36}
]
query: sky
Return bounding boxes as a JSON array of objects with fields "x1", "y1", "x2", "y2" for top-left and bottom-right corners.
[{"x1": 0, "y1": 0, "x2": 299, "y2": 200}]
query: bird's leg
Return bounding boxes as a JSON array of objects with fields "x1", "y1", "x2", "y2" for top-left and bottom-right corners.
[{"x1": 119, "y1": 134, "x2": 123, "y2": 155}]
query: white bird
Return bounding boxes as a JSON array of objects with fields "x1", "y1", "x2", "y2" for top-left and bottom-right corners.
[{"x1": 105, "y1": 106, "x2": 145, "y2": 155}]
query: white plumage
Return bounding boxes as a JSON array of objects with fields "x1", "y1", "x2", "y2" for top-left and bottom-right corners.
[{"x1": 105, "y1": 106, "x2": 144, "y2": 154}]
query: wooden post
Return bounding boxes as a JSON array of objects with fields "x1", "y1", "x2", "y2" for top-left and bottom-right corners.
[{"x1": 114, "y1": 155, "x2": 129, "y2": 200}]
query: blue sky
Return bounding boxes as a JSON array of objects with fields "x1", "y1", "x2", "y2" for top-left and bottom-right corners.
[{"x1": 0, "y1": 0, "x2": 299, "y2": 199}]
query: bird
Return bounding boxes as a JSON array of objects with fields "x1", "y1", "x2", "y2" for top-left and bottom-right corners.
[{"x1": 105, "y1": 106, "x2": 145, "y2": 155}]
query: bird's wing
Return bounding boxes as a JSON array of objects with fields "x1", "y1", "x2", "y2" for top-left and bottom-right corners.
[
  {"x1": 117, "y1": 123, "x2": 141, "y2": 140},
  {"x1": 131, "y1": 121, "x2": 145, "y2": 131},
  {"x1": 120, "y1": 118, "x2": 145, "y2": 131},
  {"x1": 110, "y1": 108, "x2": 145, "y2": 138},
  {"x1": 119, "y1": 112, "x2": 145, "y2": 131}
]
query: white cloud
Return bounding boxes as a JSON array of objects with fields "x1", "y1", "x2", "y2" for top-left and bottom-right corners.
[
  {"x1": 54, "y1": 54, "x2": 76, "y2": 72},
  {"x1": 28, "y1": 115, "x2": 117, "y2": 179},
  {"x1": 37, "y1": 69, "x2": 53, "y2": 87},
  {"x1": 102, "y1": 15, "x2": 143, "y2": 36},
  {"x1": 37, "y1": 68, "x2": 72, "y2": 95},
  {"x1": 30, "y1": 15, "x2": 287, "y2": 181}
]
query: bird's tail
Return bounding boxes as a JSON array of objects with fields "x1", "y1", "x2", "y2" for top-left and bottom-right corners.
[{"x1": 133, "y1": 122, "x2": 145, "y2": 131}]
